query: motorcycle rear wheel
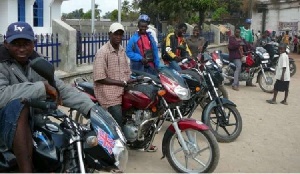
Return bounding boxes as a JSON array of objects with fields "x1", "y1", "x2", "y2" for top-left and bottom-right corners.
[
  {"x1": 290, "y1": 61, "x2": 296, "y2": 77},
  {"x1": 204, "y1": 104, "x2": 242, "y2": 143},
  {"x1": 164, "y1": 129, "x2": 219, "y2": 173},
  {"x1": 258, "y1": 70, "x2": 276, "y2": 93}
]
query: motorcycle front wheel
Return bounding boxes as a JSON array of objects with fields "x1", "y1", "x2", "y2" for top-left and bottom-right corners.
[
  {"x1": 164, "y1": 129, "x2": 219, "y2": 173},
  {"x1": 199, "y1": 85, "x2": 229, "y2": 109},
  {"x1": 204, "y1": 104, "x2": 242, "y2": 143},
  {"x1": 258, "y1": 70, "x2": 276, "y2": 93}
]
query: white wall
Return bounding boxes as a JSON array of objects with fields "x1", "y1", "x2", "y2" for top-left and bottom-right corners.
[{"x1": 252, "y1": 2, "x2": 300, "y2": 35}]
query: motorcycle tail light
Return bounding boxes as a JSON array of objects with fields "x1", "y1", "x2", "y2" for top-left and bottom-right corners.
[
  {"x1": 157, "y1": 90, "x2": 166, "y2": 96},
  {"x1": 195, "y1": 87, "x2": 201, "y2": 92}
]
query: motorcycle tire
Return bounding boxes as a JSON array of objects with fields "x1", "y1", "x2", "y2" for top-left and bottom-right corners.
[
  {"x1": 203, "y1": 104, "x2": 242, "y2": 143},
  {"x1": 199, "y1": 85, "x2": 229, "y2": 109},
  {"x1": 258, "y1": 70, "x2": 276, "y2": 93},
  {"x1": 164, "y1": 129, "x2": 219, "y2": 173},
  {"x1": 290, "y1": 61, "x2": 296, "y2": 77}
]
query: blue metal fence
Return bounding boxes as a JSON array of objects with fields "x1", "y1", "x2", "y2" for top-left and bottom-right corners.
[{"x1": 76, "y1": 32, "x2": 132, "y2": 65}]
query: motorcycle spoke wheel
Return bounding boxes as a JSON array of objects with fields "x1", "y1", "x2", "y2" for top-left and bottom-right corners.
[
  {"x1": 258, "y1": 71, "x2": 276, "y2": 93},
  {"x1": 165, "y1": 129, "x2": 219, "y2": 173},
  {"x1": 206, "y1": 104, "x2": 242, "y2": 143}
]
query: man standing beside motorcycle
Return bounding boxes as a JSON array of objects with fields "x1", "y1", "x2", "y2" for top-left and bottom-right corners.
[
  {"x1": 240, "y1": 18, "x2": 256, "y2": 87},
  {"x1": 126, "y1": 14, "x2": 160, "y2": 75},
  {"x1": 228, "y1": 28, "x2": 246, "y2": 91},
  {"x1": 93, "y1": 22, "x2": 157, "y2": 152},
  {"x1": 162, "y1": 23, "x2": 192, "y2": 71},
  {"x1": 0, "y1": 22, "x2": 96, "y2": 172}
]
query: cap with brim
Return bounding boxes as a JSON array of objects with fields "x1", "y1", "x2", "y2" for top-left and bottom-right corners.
[
  {"x1": 6, "y1": 21, "x2": 34, "y2": 43},
  {"x1": 109, "y1": 23, "x2": 125, "y2": 33}
]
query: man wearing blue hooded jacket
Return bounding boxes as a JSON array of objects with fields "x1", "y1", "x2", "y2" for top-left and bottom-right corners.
[{"x1": 126, "y1": 14, "x2": 160, "y2": 75}]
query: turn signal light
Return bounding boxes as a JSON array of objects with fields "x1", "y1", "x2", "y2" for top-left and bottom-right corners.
[
  {"x1": 157, "y1": 90, "x2": 166, "y2": 96},
  {"x1": 152, "y1": 106, "x2": 157, "y2": 112},
  {"x1": 195, "y1": 87, "x2": 201, "y2": 92}
]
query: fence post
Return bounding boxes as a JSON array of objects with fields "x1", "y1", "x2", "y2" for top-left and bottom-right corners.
[{"x1": 52, "y1": 19, "x2": 77, "y2": 72}]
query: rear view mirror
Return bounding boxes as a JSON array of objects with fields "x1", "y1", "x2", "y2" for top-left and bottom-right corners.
[{"x1": 30, "y1": 57, "x2": 55, "y2": 87}]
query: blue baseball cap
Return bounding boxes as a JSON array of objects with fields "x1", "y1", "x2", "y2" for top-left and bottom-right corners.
[
  {"x1": 6, "y1": 21, "x2": 35, "y2": 43},
  {"x1": 245, "y1": 18, "x2": 252, "y2": 24}
]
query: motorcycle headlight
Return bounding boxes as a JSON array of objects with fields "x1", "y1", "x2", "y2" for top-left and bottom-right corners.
[
  {"x1": 262, "y1": 53, "x2": 270, "y2": 59},
  {"x1": 174, "y1": 85, "x2": 191, "y2": 100},
  {"x1": 112, "y1": 139, "x2": 128, "y2": 172}
]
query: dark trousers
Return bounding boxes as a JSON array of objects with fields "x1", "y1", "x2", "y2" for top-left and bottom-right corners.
[
  {"x1": 107, "y1": 104, "x2": 123, "y2": 128},
  {"x1": 130, "y1": 61, "x2": 157, "y2": 75}
]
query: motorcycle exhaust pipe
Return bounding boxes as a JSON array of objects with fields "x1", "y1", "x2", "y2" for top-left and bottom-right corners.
[{"x1": 222, "y1": 73, "x2": 234, "y2": 80}]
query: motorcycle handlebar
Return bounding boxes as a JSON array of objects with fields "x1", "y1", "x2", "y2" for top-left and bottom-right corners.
[{"x1": 21, "y1": 98, "x2": 57, "y2": 110}]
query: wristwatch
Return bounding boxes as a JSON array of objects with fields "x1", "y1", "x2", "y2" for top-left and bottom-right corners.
[{"x1": 123, "y1": 80, "x2": 127, "y2": 87}]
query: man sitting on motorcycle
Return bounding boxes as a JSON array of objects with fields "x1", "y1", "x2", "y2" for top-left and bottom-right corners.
[
  {"x1": 126, "y1": 14, "x2": 160, "y2": 75},
  {"x1": 162, "y1": 23, "x2": 192, "y2": 71},
  {"x1": 93, "y1": 23, "x2": 157, "y2": 152},
  {"x1": 0, "y1": 22, "x2": 96, "y2": 172}
]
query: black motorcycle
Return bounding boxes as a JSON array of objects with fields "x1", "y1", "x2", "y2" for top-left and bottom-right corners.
[
  {"x1": 179, "y1": 50, "x2": 242, "y2": 143},
  {"x1": 221, "y1": 47, "x2": 276, "y2": 93},
  {"x1": 0, "y1": 58, "x2": 128, "y2": 173}
]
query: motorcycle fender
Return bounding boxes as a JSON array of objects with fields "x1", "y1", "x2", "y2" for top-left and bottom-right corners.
[
  {"x1": 161, "y1": 118, "x2": 209, "y2": 158},
  {"x1": 201, "y1": 98, "x2": 236, "y2": 122},
  {"x1": 289, "y1": 57, "x2": 294, "y2": 62}
]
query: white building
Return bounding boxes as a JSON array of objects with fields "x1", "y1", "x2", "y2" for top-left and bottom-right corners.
[
  {"x1": 252, "y1": 0, "x2": 300, "y2": 36},
  {"x1": 0, "y1": 0, "x2": 68, "y2": 35}
]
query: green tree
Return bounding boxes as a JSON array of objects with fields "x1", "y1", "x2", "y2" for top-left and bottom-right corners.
[{"x1": 82, "y1": 4, "x2": 101, "y2": 19}]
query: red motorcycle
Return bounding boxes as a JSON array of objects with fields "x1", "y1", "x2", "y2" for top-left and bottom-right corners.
[{"x1": 73, "y1": 67, "x2": 219, "y2": 173}]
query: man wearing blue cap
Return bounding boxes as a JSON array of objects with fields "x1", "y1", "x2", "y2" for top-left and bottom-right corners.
[{"x1": 0, "y1": 22, "x2": 95, "y2": 172}]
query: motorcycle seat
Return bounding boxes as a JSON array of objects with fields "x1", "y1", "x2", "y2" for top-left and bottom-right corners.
[
  {"x1": 131, "y1": 70, "x2": 161, "y2": 84},
  {"x1": 78, "y1": 81, "x2": 95, "y2": 96}
]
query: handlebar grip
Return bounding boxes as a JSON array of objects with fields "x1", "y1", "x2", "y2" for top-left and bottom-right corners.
[{"x1": 22, "y1": 98, "x2": 57, "y2": 110}]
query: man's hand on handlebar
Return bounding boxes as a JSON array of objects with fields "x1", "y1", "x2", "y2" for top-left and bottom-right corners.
[{"x1": 43, "y1": 81, "x2": 62, "y2": 105}]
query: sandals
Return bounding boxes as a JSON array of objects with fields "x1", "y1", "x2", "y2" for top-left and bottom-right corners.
[
  {"x1": 266, "y1": 99, "x2": 277, "y2": 104},
  {"x1": 138, "y1": 145, "x2": 158, "y2": 152},
  {"x1": 280, "y1": 100, "x2": 288, "y2": 105}
]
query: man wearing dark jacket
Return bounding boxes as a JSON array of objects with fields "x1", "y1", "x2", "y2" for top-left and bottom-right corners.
[
  {"x1": 163, "y1": 23, "x2": 192, "y2": 71},
  {"x1": 0, "y1": 21, "x2": 95, "y2": 172}
]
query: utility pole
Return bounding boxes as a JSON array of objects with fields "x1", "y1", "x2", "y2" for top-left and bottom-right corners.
[
  {"x1": 91, "y1": 0, "x2": 95, "y2": 33},
  {"x1": 118, "y1": 0, "x2": 121, "y2": 23},
  {"x1": 249, "y1": 0, "x2": 254, "y2": 18}
]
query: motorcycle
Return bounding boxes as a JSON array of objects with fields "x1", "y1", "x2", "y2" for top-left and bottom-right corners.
[
  {"x1": 73, "y1": 67, "x2": 220, "y2": 173},
  {"x1": 264, "y1": 42, "x2": 297, "y2": 77},
  {"x1": 220, "y1": 47, "x2": 276, "y2": 93},
  {"x1": 177, "y1": 43, "x2": 229, "y2": 108},
  {"x1": 179, "y1": 44, "x2": 242, "y2": 143},
  {"x1": 0, "y1": 57, "x2": 128, "y2": 173}
]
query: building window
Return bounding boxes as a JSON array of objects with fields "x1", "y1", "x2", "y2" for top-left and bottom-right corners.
[
  {"x1": 18, "y1": 0, "x2": 25, "y2": 21},
  {"x1": 33, "y1": 0, "x2": 43, "y2": 27}
]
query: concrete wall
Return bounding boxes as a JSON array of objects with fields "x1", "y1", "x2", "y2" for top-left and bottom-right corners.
[
  {"x1": 252, "y1": 1, "x2": 300, "y2": 35},
  {"x1": 52, "y1": 19, "x2": 77, "y2": 72}
]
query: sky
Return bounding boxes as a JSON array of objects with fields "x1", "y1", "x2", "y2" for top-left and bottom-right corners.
[{"x1": 61, "y1": 0, "x2": 133, "y2": 15}]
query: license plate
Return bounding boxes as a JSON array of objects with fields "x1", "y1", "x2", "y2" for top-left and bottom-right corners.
[{"x1": 261, "y1": 60, "x2": 268, "y2": 64}]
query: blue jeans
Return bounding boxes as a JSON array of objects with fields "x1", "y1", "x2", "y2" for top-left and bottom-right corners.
[
  {"x1": 107, "y1": 104, "x2": 123, "y2": 128},
  {"x1": 130, "y1": 61, "x2": 157, "y2": 75},
  {"x1": 232, "y1": 59, "x2": 242, "y2": 87},
  {"x1": 0, "y1": 99, "x2": 25, "y2": 149},
  {"x1": 168, "y1": 60, "x2": 182, "y2": 71}
]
